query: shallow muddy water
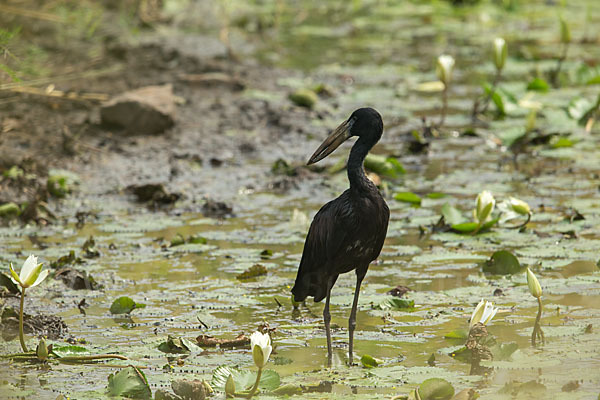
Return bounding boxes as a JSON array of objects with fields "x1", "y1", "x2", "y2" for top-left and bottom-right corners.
[{"x1": 1, "y1": 0, "x2": 600, "y2": 399}]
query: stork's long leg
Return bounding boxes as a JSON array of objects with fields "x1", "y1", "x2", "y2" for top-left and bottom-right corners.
[
  {"x1": 323, "y1": 276, "x2": 334, "y2": 365},
  {"x1": 348, "y1": 271, "x2": 366, "y2": 365}
]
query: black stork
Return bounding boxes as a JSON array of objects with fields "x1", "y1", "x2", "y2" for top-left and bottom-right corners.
[{"x1": 291, "y1": 108, "x2": 390, "y2": 365}]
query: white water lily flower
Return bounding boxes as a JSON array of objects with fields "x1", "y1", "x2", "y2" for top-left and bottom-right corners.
[
  {"x1": 436, "y1": 54, "x2": 455, "y2": 86},
  {"x1": 526, "y1": 268, "x2": 542, "y2": 299},
  {"x1": 9, "y1": 255, "x2": 48, "y2": 290},
  {"x1": 469, "y1": 299, "x2": 499, "y2": 329},
  {"x1": 507, "y1": 197, "x2": 531, "y2": 215},
  {"x1": 498, "y1": 197, "x2": 531, "y2": 224},
  {"x1": 250, "y1": 331, "x2": 272, "y2": 368},
  {"x1": 473, "y1": 190, "x2": 495, "y2": 224},
  {"x1": 493, "y1": 37, "x2": 507, "y2": 71}
]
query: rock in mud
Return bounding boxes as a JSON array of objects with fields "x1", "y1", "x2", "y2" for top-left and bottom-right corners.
[
  {"x1": 171, "y1": 379, "x2": 211, "y2": 400},
  {"x1": 55, "y1": 268, "x2": 101, "y2": 290},
  {"x1": 128, "y1": 183, "x2": 181, "y2": 205},
  {"x1": 201, "y1": 198, "x2": 233, "y2": 218},
  {"x1": 100, "y1": 84, "x2": 176, "y2": 135}
]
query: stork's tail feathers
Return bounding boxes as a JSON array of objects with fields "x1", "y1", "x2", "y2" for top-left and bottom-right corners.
[{"x1": 291, "y1": 271, "x2": 328, "y2": 303}]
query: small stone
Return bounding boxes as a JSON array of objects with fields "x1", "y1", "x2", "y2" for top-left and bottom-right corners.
[{"x1": 101, "y1": 84, "x2": 176, "y2": 134}]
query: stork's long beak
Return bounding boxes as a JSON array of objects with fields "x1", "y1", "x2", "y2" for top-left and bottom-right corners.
[{"x1": 307, "y1": 118, "x2": 354, "y2": 165}]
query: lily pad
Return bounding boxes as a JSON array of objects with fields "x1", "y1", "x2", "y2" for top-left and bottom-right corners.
[
  {"x1": 107, "y1": 366, "x2": 151, "y2": 399},
  {"x1": 375, "y1": 297, "x2": 415, "y2": 310},
  {"x1": 157, "y1": 336, "x2": 196, "y2": 354},
  {"x1": 110, "y1": 296, "x2": 146, "y2": 314},
  {"x1": 395, "y1": 192, "x2": 422, "y2": 205},
  {"x1": 360, "y1": 354, "x2": 380, "y2": 368},
  {"x1": 211, "y1": 365, "x2": 280, "y2": 392},
  {"x1": 482, "y1": 250, "x2": 522, "y2": 275},
  {"x1": 417, "y1": 378, "x2": 454, "y2": 400}
]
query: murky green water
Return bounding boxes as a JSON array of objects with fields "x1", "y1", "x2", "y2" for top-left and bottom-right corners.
[{"x1": 2, "y1": 0, "x2": 600, "y2": 398}]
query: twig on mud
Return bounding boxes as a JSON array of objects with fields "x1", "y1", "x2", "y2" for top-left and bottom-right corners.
[
  {"x1": 7, "y1": 85, "x2": 109, "y2": 102},
  {"x1": 0, "y1": 65, "x2": 122, "y2": 91},
  {"x1": 0, "y1": 5, "x2": 64, "y2": 23}
]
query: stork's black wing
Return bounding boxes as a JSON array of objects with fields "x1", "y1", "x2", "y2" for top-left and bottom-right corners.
[{"x1": 291, "y1": 190, "x2": 353, "y2": 302}]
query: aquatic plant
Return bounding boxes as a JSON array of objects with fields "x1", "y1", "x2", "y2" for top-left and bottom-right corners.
[
  {"x1": 471, "y1": 190, "x2": 496, "y2": 234},
  {"x1": 436, "y1": 54, "x2": 455, "y2": 128},
  {"x1": 9, "y1": 254, "x2": 48, "y2": 352},
  {"x1": 551, "y1": 16, "x2": 571, "y2": 86},
  {"x1": 469, "y1": 299, "x2": 499, "y2": 329},
  {"x1": 246, "y1": 331, "x2": 272, "y2": 398},
  {"x1": 498, "y1": 196, "x2": 532, "y2": 228},
  {"x1": 527, "y1": 268, "x2": 545, "y2": 346},
  {"x1": 472, "y1": 37, "x2": 507, "y2": 118}
]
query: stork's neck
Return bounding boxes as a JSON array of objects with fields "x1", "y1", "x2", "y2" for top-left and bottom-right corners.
[{"x1": 348, "y1": 137, "x2": 375, "y2": 192}]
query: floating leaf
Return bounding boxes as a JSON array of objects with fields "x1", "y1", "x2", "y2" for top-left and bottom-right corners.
[
  {"x1": 568, "y1": 97, "x2": 592, "y2": 120},
  {"x1": 394, "y1": 192, "x2": 422, "y2": 205},
  {"x1": 417, "y1": 378, "x2": 454, "y2": 400},
  {"x1": 51, "y1": 345, "x2": 90, "y2": 358},
  {"x1": 450, "y1": 222, "x2": 479, "y2": 233},
  {"x1": 157, "y1": 335, "x2": 195, "y2": 354},
  {"x1": 549, "y1": 136, "x2": 573, "y2": 148},
  {"x1": 451, "y1": 218, "x2": 498, "y2": 234},
  {"x1": 364, "y1": 154, "x2": 405, "y2": 179},
  {"x1": 236, "y1": 264, "x2": 267, "y2": 280},
  {"x1": 110, "y1": 296, "x2": 145, "y2": 314},
  {"x1": 272, "y1": 384, "x2": 302, "y2": 396},
  {"x1": 260, "y1": 249, "x2": 273, "y2": 259},
  {"x1": 490, "y1": 342, "x2": 518, "y2": 361},
  {"x1": 444, "y1": 329, "x2": 468, "y2": 340},
  {"x1": 526, "y1": 78, "x2": 549, "y2": 92},
  {"x1": 188, "y1": 235, "x2": 208, "y2": 244},
  {"x1": 360, "y1": 354, "x2": 380, "y2": 368},
  {"x1": 441, "y1": 203, "x2": 465, "y2": 226},
  {"x1": 211, "y1": 366, "x2": 280, "y2": 392},
  {"x1": 483, "y1": 250, "x2": 521, "y2": 275},
  {"x1": 375, "y1": 297, "x2": 415, "y2": 310},
  {"x1": 499, "y1": 380, "x2": 546, "y2": 396},
  {"x1": 107, "y1": 366, "x2": 151, "y2": 399},
  {"x1": 427, "y1": 192, "x2": 446, "y2": 199}
]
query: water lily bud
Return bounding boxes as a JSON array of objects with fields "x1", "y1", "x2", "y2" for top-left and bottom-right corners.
[
  {"x1": 509, "y1": 197, "x2": 531, "y2": 215},
  {"x1": 250, "y1": 331, "x2": 272, "y2": 368},
  {"x1": 36, "y1": 338, "x2": 49, "y2": 362},
  {"x1": 493, "y1": 37, "x2": 507, "y2": 71},
  {"x1": 527, "y1": 268, "x2": 542, "y2": 299},
  {"x1": 474, "y1": 190, "x2": 495, "y2": 224},
  {"x1": 225, "y1": 374, "x2": 236, "y2": 398},
  {"x1": 559, "y1": 17, "x2": 571, "y2": 44},
  {"x1": 436, "y1": 55, "x2": 455, "y2": 86}
]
